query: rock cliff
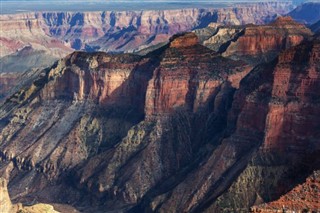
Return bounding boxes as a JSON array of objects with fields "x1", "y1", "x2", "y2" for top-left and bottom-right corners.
[
  {"x1": 251, "y1": 170, "x2": 320, "y2": 212},
  {"x1": 0, "y1": 2, "x2": 293, "y2": 103},
  {"x1": 198, "y1": 36, "x2": 320, "y2": 212},
  {"x1": 0, "y1": 178, "x2": 60, "y2": 213},
  {"x1": 0, "y1": 178, "x2": 12, "y2": 213},
  {"x1": 0, "y1": 32, "x2": 319, "y2": 212},
  {"x1": 0, "y1": 1, "x2": 293, "y2": 57},
  {"x1": 197, "y1": 16, "x2": 313, "y2": 64}
]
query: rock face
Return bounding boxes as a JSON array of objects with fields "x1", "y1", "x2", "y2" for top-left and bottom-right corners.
[
  {"x1": 197, "y1": 16, "x2": 313, "y2": 64},
  {"x1": 0, "y1": 2, "x2": 293, "y2": 103},
  {"x1": 0, "y1": 33, "x2": 319, "y2": 212},
  {"x1": 0, "y1": 178, "x2": 12, "y2": 213},
  {"x1": 0, "y1": 178, "x2": 60, "y2": 213},
  {"x1": 251, "y1": 170, "x2": 320, "y2": 213},
  {"x1": 200, "y1": 36, "x2": 320, "y2": 213},
  {"x1": 0, "y1": 16, "x2": 72, "y2": 58},
  {"x1": 288, "y1": 2, "x2": 320, "y2": 24},
  {"x1": 0, "y1": 1, "x2": 293, "y2": 57},
  {"x1": 0, "y1": 33, "x2": 251, "y2": 211}
]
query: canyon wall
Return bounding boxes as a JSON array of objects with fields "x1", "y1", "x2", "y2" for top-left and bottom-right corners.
[
  {"x1": 0, "y1": 32, "x2": 319, "y2": 212},
  {"x1": 197, "y1": 16, "x2": 313, "y2": 64},
  {"x1": 0, "y1": 1, "x2": 293, "y2": 103},
  {"x1": 0, "y1": 1, "x2": 293, "y2": 58}
]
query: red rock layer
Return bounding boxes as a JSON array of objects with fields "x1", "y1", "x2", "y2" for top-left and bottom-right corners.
[
  {"x1": 145, "y1": 33, "x2": 251, "y2": 116},
  {"x1": 0, "y1": 18, "x2": 72, "y2": 58},
  {"x1": 0, "y1": 1, "x2": 293, "y2": 57},
  {"x1": 262, "y1": 38, "x2": 320, "y2": 152},
  {"x1": 224, "y1": 17, "x2": 313, "y2": 60},
  {"x1": 251, "y1": 171, "x2": 320, "y2": 212},
  {"x1": 0, "y1": 32, "x2": 319, "y2": 213}
]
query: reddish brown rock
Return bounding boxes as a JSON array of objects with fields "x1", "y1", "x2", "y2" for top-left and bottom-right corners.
[
  {"x1": 224, "y1": 17, "x2": 313, "y2": 62},
  {"x1": 145, "y1": 33, "x2": 251, "y2": 116},
  {"x1": 0, "y1": 30, "x2": 319, "y2": 213},
  {"x1": 251, "y1": 171, "x2": 320, "y2": 213},
  {"x1": 0, "y1": 1, "x2": 293, "y2": 57},
  {"x1": 200, "y1": 16, "x2": 313, "y2": 65}
]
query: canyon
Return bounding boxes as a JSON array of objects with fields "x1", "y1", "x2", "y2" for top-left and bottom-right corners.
[
  {"x1": 0, "y1": 1, "x2": 292, "y2": 57},
  {"x1": 0, "y1": 1, "x2": 293, "y2": 104},
  {"x1": 1, "y1": 2, "x2": 320, "y2": 212},
  {"x1": 196, "y1": 16, "x2": 313, "y2": 64},
  {"x1": 0, "y1": 29, "x2": 319, "y2": 212}
]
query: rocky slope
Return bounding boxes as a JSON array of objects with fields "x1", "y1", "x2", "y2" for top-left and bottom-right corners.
[
  {"x1": 251, "y1": 170, "x2": 320, "y2": 212},
  {"x1": 196, "y1": 16, "x2": 313, "y2": 64},
  {"x1": 0, "y1": 1, "x2": 293, "y2": 56},
  {"x1": 0, "y1": 32, "x2": 251, "y2": 211},
  {"x1": 0, "y1": 32, "x2": 319, "y2": 212},
  {"x1": 199, "y1": 36, "x2": 320, "y2": 213},
  {"x1": 0, "y1": 177, "x2": 60, "y2": 213},
  {"x1": 0, "y1": 178, "x2": 12, "y2": 213},
  {"x1": 288, "y1": 2, "x2": 320, "y2": 24},
  {"x1": 0, "y1": 2, "x2": 292, "y2": 104}
]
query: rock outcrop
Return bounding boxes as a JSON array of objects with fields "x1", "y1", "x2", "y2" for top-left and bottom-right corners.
[
  {"x1": 0, "y1": 33, "x2": 252, "y2": 211},
  {"x1": 198, "y1": 36, "x2": 320, "y2": 213},
  {"x1": 0, "y1": 32, "x2": 319, "y2": 212},
  {"x1": 0, "y1": 178, "x2": 60, "y2": 213},
  {"x1": 251, "y1": 170, "x2": 320, "y2": 213},
  {"x1": 198, "y1": 16, "x2": 313, "y2": 64},
  {"x1": 0, "y1": 1, "x2": 293, "y2": 57},
  {"x1": 0, "y1": 1, "x2": 293, "y2": 103},
  {"x1": 0, "y1": 178, "x2": 12, "y2": 213}
]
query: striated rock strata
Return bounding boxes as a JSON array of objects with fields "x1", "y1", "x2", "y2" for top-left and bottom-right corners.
[
  {"x1": 0, "y1": 2, "x2": 293, "y2": 103},
  {"x1": 197, "y1": 16, "x2": 313, "y2": 64},
  {"x1": 0, "y1": 32, "x2": 319, "y2": 212},
  {"x1": 0, "y1": 1, "x2": 293, "y2": 57},
  {"x1": 251, "y1": 170, "x2": 320, "y2": 213}
]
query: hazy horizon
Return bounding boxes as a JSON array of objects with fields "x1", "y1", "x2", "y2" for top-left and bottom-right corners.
[{"x1": 0, "y1": 0, "x2": 314, "y2": 14}]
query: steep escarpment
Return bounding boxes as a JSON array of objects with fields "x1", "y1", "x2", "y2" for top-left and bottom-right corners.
[
  {"x1": 0, "y1": 17, "x2": 72, "y2": 58},
  {"x1": 252, "y1": 170, "x2": 320, "y2": 212},
  {"x1": 0, "y1": 32, "x2": 319, "y2": 212},
  {"x1": 199, "y1": 16, "x2": 313, "y2": 64},
  {"x1": 199, "y1": 37, "x2": 320, "y2": 212},
  {"x1": 0, "y1": 33, "x2": 251, "y2": 210},
  {"x1": 0, "y1": 1, "x2": 293, "y2": 57},
  {"x1": 0, "y1": 177, "x2": 60, "y2": 213},
  {"x1": 0, "y1": 1, "x2": 293, "y2": 103}
]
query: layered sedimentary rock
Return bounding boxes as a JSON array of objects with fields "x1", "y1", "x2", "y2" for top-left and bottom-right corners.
[
  {"x1": 251, "y1": 170, "x2": 320, "y2": 212},
  {"x1": 0, "y1": 2, "x2": 293, "y2": 103},
  {"x1": 199, "y1": 16, "x2": 313, "y2": 64},
  {"x1": 0, "y1": 33, "x2": 252, "y2": 211},
  {"x1": 0, "y1": 1, "x2": 293, "y2": 57},
  {"x1": 199, "y1": 36, "x2": 320, "y2": 212},
  {"x1": 0, "y1": 17, "x2": 72, "y2": 58},
  {"x1": 0, "y1": 32, "x2": 319, "y2": 212}
]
